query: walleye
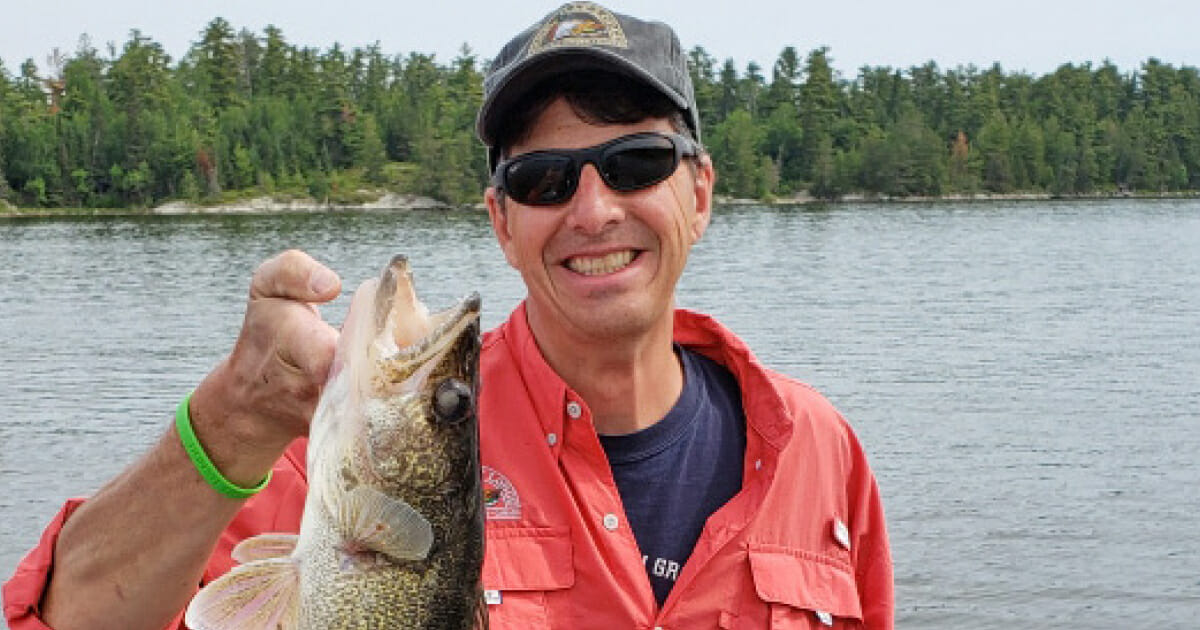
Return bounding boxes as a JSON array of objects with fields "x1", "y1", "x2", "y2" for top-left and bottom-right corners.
[{"x1": 186, "y1": 255, "x2": 485, "y2": 630}]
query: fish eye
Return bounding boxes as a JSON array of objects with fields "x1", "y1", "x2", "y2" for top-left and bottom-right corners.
[{"x1": 433, "y1": 378, "x2": 473, "y2": 425}]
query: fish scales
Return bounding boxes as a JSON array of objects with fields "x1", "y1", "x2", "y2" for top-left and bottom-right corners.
[{"x1": 186, "y1": 255, "x2": 486, "y2": 630}]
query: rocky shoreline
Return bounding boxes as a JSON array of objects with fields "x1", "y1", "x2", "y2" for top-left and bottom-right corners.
[
  {"x1": 151, "y1": 193, "x2": 461, "y2": 214},
  {"x1": 0, "y1": 193, "x2": 472, "y2": 218}
]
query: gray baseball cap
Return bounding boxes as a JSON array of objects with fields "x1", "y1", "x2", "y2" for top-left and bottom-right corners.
[{"x1": 477, "y1": 2, "x2": 699, "y2": 159}]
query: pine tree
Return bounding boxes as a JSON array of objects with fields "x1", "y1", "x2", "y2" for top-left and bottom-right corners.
[
  {"x1": 798, "y1": 48, "x2": 837, "y2": 184},
  {"x1": 193, "y1": 18, "x2": 243, "y2": 109}
]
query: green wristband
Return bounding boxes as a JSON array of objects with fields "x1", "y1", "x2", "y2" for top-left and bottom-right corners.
[{"x1": 176, "y1": 392, "x2": 271, "y2": 500}]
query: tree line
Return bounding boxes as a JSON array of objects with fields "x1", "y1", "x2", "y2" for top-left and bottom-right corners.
[{"x1": 1, "y1": 18, "x2": 1198, "y2": 208}]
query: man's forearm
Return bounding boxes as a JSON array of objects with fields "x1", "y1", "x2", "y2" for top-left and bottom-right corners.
[{"x1": 41, "y1": 406, "x2": 281, "y2": 630}]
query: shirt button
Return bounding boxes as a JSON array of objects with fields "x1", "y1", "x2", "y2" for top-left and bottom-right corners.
[
  {"x1": 602, "y1": 513, "x2": 619, "y2": 531},
  {"x1": 754, "y1": 459, "x2": 762, "y2": 470},
  {"x1": 815, "y1": 610, "x2": 834, "y2": 626},
  {"x1": 547, "y1": 432, "x2": 558, "y2": 446},
  {"x1": 566, "y1": 401, "x2": 582, "y2": 419},
  {"x1": 833, "y1": 518, "x2": 851, "y2": 550}
]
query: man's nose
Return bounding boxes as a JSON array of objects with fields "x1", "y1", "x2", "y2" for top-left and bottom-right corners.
[{"x1": 565, "y1": 164, "x2": 624, "y2": 233}]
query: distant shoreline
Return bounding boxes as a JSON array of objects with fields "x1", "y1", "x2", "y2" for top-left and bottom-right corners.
[
  {"x1": 2, "y1": 190, "x2": 1197, "y2": 218},
  {"x1": 723, "y1": 190, "x2": 1200, "y2": 205},
  {"x1": 0, "y1": 193, "x2": 464, "y2": 218}
]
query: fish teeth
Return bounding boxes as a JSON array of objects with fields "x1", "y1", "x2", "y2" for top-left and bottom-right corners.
[{"x1": 567, "y1": 250, "x2": 635, "y2": 276}]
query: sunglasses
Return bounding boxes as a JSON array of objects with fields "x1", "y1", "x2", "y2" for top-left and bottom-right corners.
[{"x1": 492, "y1": 131, "x2": 701, "y2": 206}]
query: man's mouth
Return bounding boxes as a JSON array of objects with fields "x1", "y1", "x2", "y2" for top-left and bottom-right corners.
[{"x1": 564, "y1": 250, "x2": 637, "y2": 276}]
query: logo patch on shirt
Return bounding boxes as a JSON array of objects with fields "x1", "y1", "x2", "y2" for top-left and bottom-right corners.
[
  {"x1": 482, "y1": 465, "x2": 522, "y2": 520},
  {"x1": 527, "y1": 1, "x2": 628, "y2": 56}
]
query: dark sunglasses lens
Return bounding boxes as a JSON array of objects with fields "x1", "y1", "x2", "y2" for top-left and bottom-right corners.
[
  {"x1": 601, "y1": 138, "x2": 677, "y2": 190},
  {"x1": 506, "y1": 155, "x2": 576, "y2": 205}
]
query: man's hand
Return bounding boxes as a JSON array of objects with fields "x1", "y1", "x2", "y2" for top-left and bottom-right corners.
[{"x1": 190, "y1": 249, "x2": 342, "y2": 485}]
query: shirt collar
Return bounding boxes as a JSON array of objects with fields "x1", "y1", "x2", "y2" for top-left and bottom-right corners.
[{"x1": 492, "y1": 302, "x2": 794, "y2": 454}]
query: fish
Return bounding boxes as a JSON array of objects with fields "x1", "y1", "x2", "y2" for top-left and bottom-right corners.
[{"x1": 186, "y1": 254, "x2": 486, "y2": 630}]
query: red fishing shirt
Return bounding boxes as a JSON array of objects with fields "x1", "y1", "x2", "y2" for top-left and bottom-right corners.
[{"x1": 4, "y1": 305, "x2": 893, "y2": 629}]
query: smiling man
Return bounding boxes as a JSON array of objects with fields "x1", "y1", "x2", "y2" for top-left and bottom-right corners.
[{"x1": 5, "y1": 3, "x2": 893, "y2": 629}]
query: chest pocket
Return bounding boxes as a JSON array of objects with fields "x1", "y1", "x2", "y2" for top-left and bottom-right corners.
[
  {"x1": 482, "y1": 526, "x2": 574, "y2": 630},
  {"x1": 723, "y1": 545, "x2": 864, "y2": 629}
]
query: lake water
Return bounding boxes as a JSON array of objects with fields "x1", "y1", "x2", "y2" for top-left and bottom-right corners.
[{"x1": 2, "y1": 199, "x2": 1198, "y2": 628}]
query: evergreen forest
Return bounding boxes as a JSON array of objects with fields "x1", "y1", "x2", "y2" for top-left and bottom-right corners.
[{"x1": 1, "y1": 18, "x2": 1198, "y2": 209}]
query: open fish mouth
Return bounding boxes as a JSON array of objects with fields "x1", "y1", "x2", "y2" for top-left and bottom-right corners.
[
  {"x1": 368, "y1": 255, "x2": 480, "y2": 390},
  {"x1": 369, "y1": 254, "x2": 477, "y2": 374}
]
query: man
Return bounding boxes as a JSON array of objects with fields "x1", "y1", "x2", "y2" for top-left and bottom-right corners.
[{"x1": 4, "y1": 3, "x2": 892, "y2": 629}]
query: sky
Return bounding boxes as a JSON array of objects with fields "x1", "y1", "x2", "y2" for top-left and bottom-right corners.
[{"x1": 3, "y1": 0, "x2": 1198, "y2": 79}]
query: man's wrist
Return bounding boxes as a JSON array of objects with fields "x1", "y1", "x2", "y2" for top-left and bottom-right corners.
[
  {"x1": 177, "y1": 391, "x2": 272, "y2": 499},
  {"x1": 187, "y1": 367, "x2": 292, "y2": 487}
]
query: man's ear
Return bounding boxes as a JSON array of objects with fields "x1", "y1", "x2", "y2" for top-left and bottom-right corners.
[
  {"x1": 485, "y1": 187, "x2": 519, "y2": 269},
  {"x1": 689, "y1": 154, "x2": 715, "y2": 242}
]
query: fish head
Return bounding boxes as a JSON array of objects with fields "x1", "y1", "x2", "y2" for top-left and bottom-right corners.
[{"x1": 325, "y1": 254, "x2": 482, "y2": 518}]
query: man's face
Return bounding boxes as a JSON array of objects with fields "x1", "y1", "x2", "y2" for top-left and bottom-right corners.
[{"x1": 485, "y1": 97, "x2": 714, "y2": 346}]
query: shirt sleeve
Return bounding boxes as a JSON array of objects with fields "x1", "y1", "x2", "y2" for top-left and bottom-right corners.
[
  {"x1": 2, "y1": 440, "x2": 308, "y2": 630},
  {"x1": 3, "y1": 499, "x2": 83, "y2": 629},
  {"x1": 846, "y1": 429, "x2": 895, "y2": 630}
]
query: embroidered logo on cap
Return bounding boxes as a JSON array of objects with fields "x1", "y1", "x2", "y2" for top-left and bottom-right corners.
[
  {"x1": 482, "y1": 465, "x2": 522, "y2": 520},
  {"x1": 527, "y1": 1, "x2": 628, "y2": 56}
]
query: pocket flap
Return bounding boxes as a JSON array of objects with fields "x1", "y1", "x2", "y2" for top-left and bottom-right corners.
[
  {"x1": 747, "y1": 544, "x2": 862, "y2": 620},
  {"x1": 483, "y1": 526, "x2": 574, "y2": 591}
]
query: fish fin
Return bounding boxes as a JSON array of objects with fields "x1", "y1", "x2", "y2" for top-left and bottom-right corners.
[
  {"x1": 184, "y1": 557, "x2": 300, "y2": 630},
  {"x1": 231, "y1": 533, "x2": 300, "y2": 564},
  {"x1": 336, "y1": 485, "x2": 433, "y2": 562},
  {"x1": 475, "y1": 586, "x2": 490, "y2": 630}
]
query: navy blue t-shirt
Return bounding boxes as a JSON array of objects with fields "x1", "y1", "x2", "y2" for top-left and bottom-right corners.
[{"x1": 598, "y1": 346, "x2": 747, "y2": 606}]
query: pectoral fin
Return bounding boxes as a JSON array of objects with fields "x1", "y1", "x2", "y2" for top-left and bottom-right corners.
[
  {"x1": 185, "y1": 557, "x2": 299, "y2": 630},
  {"x1": 334, "y1": 485, "x2": 433, "y2": 562}
]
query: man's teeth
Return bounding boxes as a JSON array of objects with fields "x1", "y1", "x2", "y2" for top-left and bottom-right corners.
[{"x1": 567, "y1": 250, "x2": 635, "y2": 276}]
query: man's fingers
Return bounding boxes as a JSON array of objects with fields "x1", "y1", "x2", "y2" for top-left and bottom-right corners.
[
  {"x1": 276, "y1": 314, "x2": 340, "y2": 388},
  {"x1": 250, "y1": 249, "x2": 341, "y2": 302}
]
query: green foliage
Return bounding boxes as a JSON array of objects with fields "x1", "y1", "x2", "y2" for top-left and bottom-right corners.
[
  {"x1": 24, "y1": 176, "x2": 47, "y2": 205},
  {"x1": 798, "y1": 48, "x2": 838, "y2": 184},
  {"x1": 307, "y1": 170, "x2": 330, "y2": 200},
  {"x1": 192, "y1": 18, "x2": 244, "y2": 110},
  {"x1": 232, "y1": 145, "x2": 256, "y2": 189},
  {"x1": 688, "y1": 47, "x2": 718, "y2": 130},
  {"x1": 860, "y1": 111, "x2": 947, "y2": 196},
  {"x1": 0, "y1": 160, "x2": 11, "y2": 201},
  {"x1": 1, "y1": 22, "x2": 1199, "y2": 208},
  {"x1": 975, "y1": 111, "x2": 1015, "y2": 193},
  {"x1": 179, "y1": 169, "x2": 200, "y2": 201},
  {"x1": 711, "y1": 109, "x2": 772, "y2": 199},
  {"x1": 354, "y1": 113, "x2": 387, "y2": 184},
  {"x1": 808, "y1": 136, "x2": 839, "y2": 199}
]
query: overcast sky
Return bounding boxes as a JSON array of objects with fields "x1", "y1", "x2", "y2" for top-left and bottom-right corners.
[{"x1": 4, "y1": 0, "x2": 1197, "y2": 79}]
